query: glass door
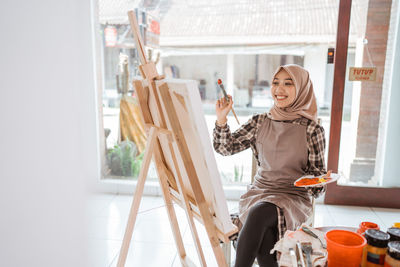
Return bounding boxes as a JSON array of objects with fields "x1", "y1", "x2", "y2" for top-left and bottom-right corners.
[{"x1": 325, "y1": 0, "x2": 400, "y2": 208}]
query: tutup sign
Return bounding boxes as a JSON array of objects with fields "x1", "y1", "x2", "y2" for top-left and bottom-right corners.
[{"x1": 349, "y1": 67, "x2": 377, "y2": 81}]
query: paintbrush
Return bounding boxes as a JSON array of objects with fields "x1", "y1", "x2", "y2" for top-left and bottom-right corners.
[
  {"x1": 217, "y1": 79, "x2": 240, "y2": 124},
  {"x1": 296, "y1": 242, "x2": 306, "y2": 267},
  {"x1": 289, "y1": 248, "x2": 298, "y2": 267},
  {"x1": 302, "y1": 225, "x2": 326, "y2": 249},
  {"x1": 301, "y1": 242, "x2": 313, "y2": 267}
]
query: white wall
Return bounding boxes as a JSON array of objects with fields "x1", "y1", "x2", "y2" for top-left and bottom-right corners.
[
  {"x1": 379, "y1": 1, "x2": 400, "y2": 187},
  {"x1": 0, "y1": 1, "x2": 100, "y2": 266},
  {"x1": 234, "y1": 54, "x2": 257, "y2": 88},
  {"x1": 257, "y1": 54, "x2": 283, "y2": 83},
  {"x1": 304, "y1": 45, "x2": 328, "y2": 108},
  {"x1": 162, "y1": 55, "x2": 227, "y2": 100}
]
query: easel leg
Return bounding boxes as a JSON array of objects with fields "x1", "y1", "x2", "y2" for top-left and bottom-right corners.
[
  {"x1": 210, "y1": 242, "x2": 228, "y2": 267},
  {"x1": 156, "y1": 162, "x2": 196, "y2": 267},
  {"x1": 221, "y1": 242, "x2": 231, "y2": 267},
  {"x1": 166, "y1": 144, "x2": 207, "y2": 267},
  {"x1": 117, "y1": 127, "x2": 158, "y2": 267},
  {"x1": 183, "y1": 207, "x2": 207, "y2": 267}
]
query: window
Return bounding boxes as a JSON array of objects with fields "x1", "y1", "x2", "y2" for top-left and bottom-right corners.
[{"x1": 97, "y1": 1, "x2": 383, "y2": 187}]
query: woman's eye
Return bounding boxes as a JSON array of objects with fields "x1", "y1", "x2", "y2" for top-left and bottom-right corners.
[{"x1": 272, "y1": 82, "x2": 292, "y2": 86}]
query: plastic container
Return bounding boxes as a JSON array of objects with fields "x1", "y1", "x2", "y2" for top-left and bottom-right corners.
[
  {"x1": 384, "y1": 242, "x2": 400, "y2": 267},
  {"x1": 358, "y1": 222, "x2": 380, "y2": 235},
  {"x1": 388, "y1": 228, "x2": 400, "y2": 242},
  {"x1": 362, "y1": 229, "x2": 391, "y2": 267},
  {"x1": 325, "y1": 229, "x2": 367, "y2": 267}
]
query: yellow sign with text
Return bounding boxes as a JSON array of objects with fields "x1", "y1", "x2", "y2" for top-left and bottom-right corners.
[{"x1": 349, "y1": 67, "x2": 377, "y2": 81}]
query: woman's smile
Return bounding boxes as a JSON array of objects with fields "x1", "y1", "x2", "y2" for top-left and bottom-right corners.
[{"x1": 276, "y1": 95, "x2": 288, "y2": 100}]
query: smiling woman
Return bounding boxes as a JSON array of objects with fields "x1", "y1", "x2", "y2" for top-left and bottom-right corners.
[
  {"x1": 213, "y1": 64, "x2": 326, "y2": 267},
  {"x1": 271, "y1": 70, "x2": 296, "y2": 108},
  {"x1": 268, "y1": 65, "x2": 318, "y2": 123}
]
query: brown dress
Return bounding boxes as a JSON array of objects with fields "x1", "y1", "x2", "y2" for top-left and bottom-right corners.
[{"x1": 238, "y1": 117, "x2": 312, "y2": 231}]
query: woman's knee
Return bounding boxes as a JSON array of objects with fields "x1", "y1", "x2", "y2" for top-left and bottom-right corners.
[{"x1": 246, "y1": 202, "x2": 278, "y2": 226}]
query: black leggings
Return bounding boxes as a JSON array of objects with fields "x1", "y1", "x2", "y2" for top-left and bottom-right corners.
[{"x1": 234, "y1": 202, "x2": 278, "y2": 267}]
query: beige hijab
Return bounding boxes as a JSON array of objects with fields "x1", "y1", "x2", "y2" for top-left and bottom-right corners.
[{"x1": 269, "y1": 64, "x2": 318, "y2": 123}]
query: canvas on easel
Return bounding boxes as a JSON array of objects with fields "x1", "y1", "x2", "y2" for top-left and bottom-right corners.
[
  {"x1": 116, "y1": 11, "x2": 237, "y2": 267},
  {"x1": 157, "y1": 79, "x2": 236, "y2": 236}
]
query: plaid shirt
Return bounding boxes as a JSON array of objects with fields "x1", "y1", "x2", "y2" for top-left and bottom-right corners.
[
  {"x1": 218, "y1": 113, "x2": 326, "y2": 240},
  {"x1": 214, "y1": 113, "x2": 327, "y2": 198},
  {"x1": 213, "y1": 113, "x2": 326, "y2": 176}
]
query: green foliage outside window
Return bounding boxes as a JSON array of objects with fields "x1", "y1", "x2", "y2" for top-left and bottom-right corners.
[{"x1": 107, "y1": 139, "x2": 143, "y2": 178}]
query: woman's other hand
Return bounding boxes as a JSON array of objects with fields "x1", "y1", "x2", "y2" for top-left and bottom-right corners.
[
  {"x1": 215, "y1": 95, "x2": 233, "y2": 125},
  {"x1": 307, "y1": 185, "x2": 326, "y2": 198}
]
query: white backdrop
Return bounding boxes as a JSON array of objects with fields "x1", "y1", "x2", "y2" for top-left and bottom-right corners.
[{"x1": 0, "y1": 0, "x2": 101, "y2": 266}]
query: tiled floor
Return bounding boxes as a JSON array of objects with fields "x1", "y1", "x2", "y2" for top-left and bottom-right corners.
[{"x1": 87, "y1": 193, "x2": 400, "y2": 267}]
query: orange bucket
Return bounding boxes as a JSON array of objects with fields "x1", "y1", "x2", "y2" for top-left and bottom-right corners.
[
  {"x1": 325, "y1": 229, "x2": 367, "y2": 267},
  {"x1": 357, "y1": 221, "x2": 380, "y2": 235}
]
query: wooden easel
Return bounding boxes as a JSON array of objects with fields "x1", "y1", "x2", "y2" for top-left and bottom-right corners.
[{"x1": 116, "y1": 11, "x2": 237, "y2": 267}]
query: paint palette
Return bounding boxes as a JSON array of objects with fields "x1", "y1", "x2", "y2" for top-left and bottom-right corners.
[{"x1": 294, "y1": 171, "x2": 340, "y2": 187}]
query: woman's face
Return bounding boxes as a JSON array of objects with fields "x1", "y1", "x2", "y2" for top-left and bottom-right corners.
[{"x1": 271, "y1": 69, "x2": 296, "y2": 108}]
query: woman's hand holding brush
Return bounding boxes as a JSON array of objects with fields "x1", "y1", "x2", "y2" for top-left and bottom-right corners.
[{"x1": 215, "y1": 95, "x2": 233, "y2": 126}]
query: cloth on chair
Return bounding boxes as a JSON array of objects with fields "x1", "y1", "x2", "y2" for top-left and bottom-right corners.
[{"x1": 271, "y1": 224, "x2": 327, "y2": 267}]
